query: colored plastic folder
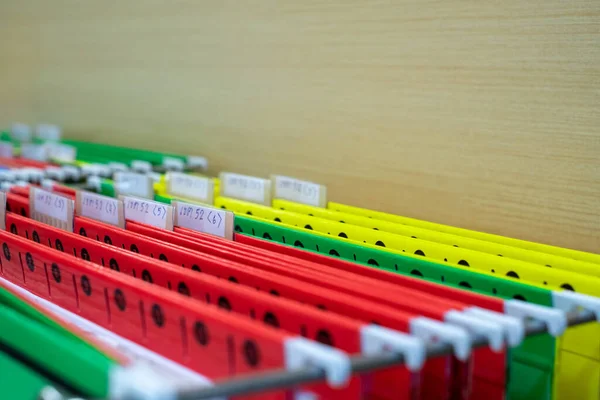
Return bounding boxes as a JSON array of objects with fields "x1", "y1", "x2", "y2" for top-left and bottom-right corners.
[
  {"x1": 0, "y1": 281, "x2": 120, "y2": 399},
  {"x1": 208, "y1": 195, "x2": 600, "y2": 400}
]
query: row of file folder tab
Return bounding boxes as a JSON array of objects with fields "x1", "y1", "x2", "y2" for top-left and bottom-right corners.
[{"x1": 0, "y1": 124, "x2": 598, "y2": 400}]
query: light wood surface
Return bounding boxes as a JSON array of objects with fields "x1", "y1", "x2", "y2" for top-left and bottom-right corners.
[{"x1": 0, "y1": 1, "x2": 598, "y2": 252}]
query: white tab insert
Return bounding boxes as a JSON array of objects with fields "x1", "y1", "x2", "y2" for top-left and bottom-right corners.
[
  {"x1": 35, "y1": 124, "x2": 62, "y2": 141},
  {"x1": 30, "y1": 187, "x2": 74, "y2": 232},
  {"x1": 505, "y1": 300, "x2": 567, "y2": 337},
  {"x1": 108, "y1": 162, "x2": 129, "y2": 173},
  {"x1": 186, "y1": 156, "x2": 208, "y2": 171},
  {"x1": 11, "y1": 123, "x2": 31, "y2": 142},
  {"x1": 0, "y1": 142, "x2": 13, "y2": 158},
  {"x1": 271, "y1": 175, "x2": 327, "y2": 207},
  {"x1": 284, "y1": 337, "x2": 351, "y2": 388},
  {"x1": 219, "y1": 172, "x2": 271, "y2": 205},
  {"x1": 114, "y1": 172, "x2": 154, "y2": 199},
  {"x1": 360, "y1": 325, "x2": 426, "y2": 371},
  {"x1": 76, "y1": 191, "x2": 124, "y2": 228},
  {"x1": 131, "y1": 160, "x2": 153, "y2": 173},
  {"x1": 122, "y1": 196, "x2": 174, "y2": 230},
  {"x1": 162, "y1": 157, "x2": 185, "y2": 172},
  {"x1": 46, "y1": 143, "x2": 76, "y2": 162},
  {"x1": 166, "y1": 172, "x2": 214, "y2": 204},
  {"x1": 173, "y1": 201, "x2": 234, "y2": 240},
  {"x1": 21, "y1": 143, "x2": 48, "y2": 161},
  {"x1": 409, "y1": 317, "x2": 472, "y2": 361}
]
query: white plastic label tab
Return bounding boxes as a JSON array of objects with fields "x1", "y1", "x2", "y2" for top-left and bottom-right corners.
[
  {"x1": 271, "y1": 175, "x2": 327, "y2": 207},
  {"x1": 11, "y1": 123, "x2": 32, "y2": 142},
  {"x1": 122, "y1": 196, "x2": 174, "y2": 230},
  {"x1": 76, "y1": 191, "x2": 124, "y2": 228},
  {"x1": 46, "y1": 143, "x2": 76, "y2": 162},
  {"x1": 0, "y1": 142, "x2": 13, "y2": 158},
  {"x1": 162, "y1": 157, "x2": 185, "y2": 172},
  {"x1": 0, "y1": 191, "x2": 6, "y2": 231},
  {"x1": 30, "y1": 187, "x2": 74, "y2": 232},
  {"x1": 173, "y1": 201, "x2": 234, "y2": 240},
  {"x1": 114, "y1": 172, "x2": 153, "y2": 199},
  {"x1": 35, "y1": 124, "x2": 62, "y2": 141},
  {"x1": 219, "y1": 172, "x2": 271, "y2": 205},
  {"x1": 131, "y1": 160, "x2": 152, "y2": 173},
  {"x1": 21, "y1": 143, "x2": 48, "y2": 161},
  {"x1": 166, "y1": 172, "x2": 214, "y2": 204},
  {"x1": 186, "y1": 156, "x2": 208, "y2": 171}
]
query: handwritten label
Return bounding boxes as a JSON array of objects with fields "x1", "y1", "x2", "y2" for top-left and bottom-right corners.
[
  {"x1": 0, "y1": 142, "x2": 13, "y2": 158},
  {"x1": 271, "y1": 175, "x2": 327, "y2": 207},
  {"x1": 122, "y1": 196, "x2": 174, "y2": 230},
  {"x1": 114, "y1": 172, "x2": 153, "y2": 199},
  {"x1": 46, "y1": 143, "x2": 76, "y2": 162},
  {"x1": 219, "y1": 172, "x2": 271, "y2": 205},
  {"x1": 173, "y1": 201, "x2": 234, "y2": 240},
  {"x1": 166, "y1": 172, "x2": 214, "y2": 204},
  {"x1": 21, "y1": 144, "x2": 48, "y2": 161},
  {"x1": 76, "y1": 191, "x2": 124, "y2": 228},
  {"x1": 0, "y1": 191, "x2": 6, "y2": 231},
  {"x1": 30, "y1": 187, "x2": 74, "y2": 231}
]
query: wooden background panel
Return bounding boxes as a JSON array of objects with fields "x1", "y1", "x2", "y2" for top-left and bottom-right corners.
[{"x1": 0, "y1": 0, "x2": 598, "y2": 252}]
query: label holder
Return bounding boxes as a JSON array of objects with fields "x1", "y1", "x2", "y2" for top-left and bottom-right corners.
[
  {"x1": 29, "y1": 187, "x2": 75, "y2": 232},
  {"x1": 271, "y1": 175, "x2": 327, "y2": 208},
  {"x1": 166, "y1": 172, "x2": 214, "y2": 205},
  {"x1": 120, "y1": 196, "x2": 174, "y2": 231},
  {"x1": 114, "y1": 172, "x2": 154, "y2": 199},
  {"x1": 75, "y1": 191, "x2": 125, "y2": 229},
  {"x1": 219, "y1": 172, "x2": 272, "y2": 206},
  {"x1": 172, "y1": 200, "x2": 234, "y2": 240}
]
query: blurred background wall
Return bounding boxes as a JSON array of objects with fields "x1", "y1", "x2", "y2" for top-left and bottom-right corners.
[{"x1": 0, "y1": 0, "x2": 598, "y2": 251}]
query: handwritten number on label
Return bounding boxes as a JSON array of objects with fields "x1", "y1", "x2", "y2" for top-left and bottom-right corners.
[{"x1": 37, "y1": 192, "x2": 66, "y2": 212}]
